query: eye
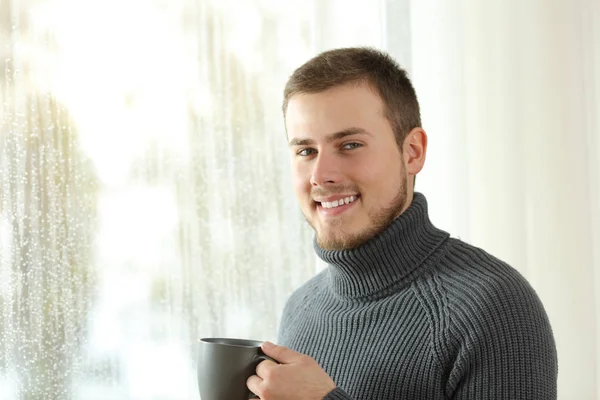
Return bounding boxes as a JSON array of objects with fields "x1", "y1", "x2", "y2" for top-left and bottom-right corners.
[
  {"x1": 341, "y1": 142, "x2": 363, "y2": 150},
  {"x1": 297, "y1": 148, "x2": 317, "y2": 156}
]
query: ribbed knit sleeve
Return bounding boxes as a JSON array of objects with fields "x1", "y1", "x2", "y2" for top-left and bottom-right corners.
[
  {"x1": 438, "y1": 241, "x2": 557, "y2": 399},
  {"x1": 323, "y1": 388, "x2": 354, "y2": 400}
]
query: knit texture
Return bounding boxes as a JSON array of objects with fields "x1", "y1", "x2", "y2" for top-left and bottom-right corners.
[{"x1": 278, "y1": 193, "x2": 557, "y2": 399}]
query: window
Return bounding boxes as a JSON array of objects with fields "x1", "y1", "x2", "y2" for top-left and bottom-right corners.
[{"x1": 0, "y1": 0, "x2": 388, "y2": 398}]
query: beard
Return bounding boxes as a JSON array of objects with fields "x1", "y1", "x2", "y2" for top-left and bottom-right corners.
[{"x1": 307, "y1": 174, "x2": 409, "y2": 251}]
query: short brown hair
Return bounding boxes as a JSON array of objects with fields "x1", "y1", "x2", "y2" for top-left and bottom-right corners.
[{"x1": 282, "y1": 47, "x2": 422, "y2": 148}]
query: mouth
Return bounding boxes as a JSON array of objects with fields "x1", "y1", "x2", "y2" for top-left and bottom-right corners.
[{"x1": 314, "y1": 195, "x2": 360, "y2": 216}]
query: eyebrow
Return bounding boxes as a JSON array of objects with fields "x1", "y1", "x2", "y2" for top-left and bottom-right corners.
[{"x1": 288, "y1": 127, "x2": 372, "y2": 147}]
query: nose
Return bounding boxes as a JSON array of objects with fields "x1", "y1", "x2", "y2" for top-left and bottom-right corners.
[{"x1": 310, "y1": 151, "x2": 342, "y2": 187}]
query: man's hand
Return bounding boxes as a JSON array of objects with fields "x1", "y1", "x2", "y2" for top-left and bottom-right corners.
[{"x1": 246, "y1": 341, "x2": 336, "y2": 400}]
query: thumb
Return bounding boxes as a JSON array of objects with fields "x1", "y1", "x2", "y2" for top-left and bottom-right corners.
[{"x1": 261, "y1": 341, "x2": 302, "y2": 364}]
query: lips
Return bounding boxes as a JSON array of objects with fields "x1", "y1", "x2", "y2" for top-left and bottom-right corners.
[
  {"x1": 319, "y1": 195, "x2": 358, "y2": 209},
  {"x1": 314, "y1": 195, "x2": 360, "y2": 216}
]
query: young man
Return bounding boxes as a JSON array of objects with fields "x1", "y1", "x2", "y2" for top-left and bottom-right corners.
[{"x1": 247, "y1": 47, "x2": 558, "y2": 399}]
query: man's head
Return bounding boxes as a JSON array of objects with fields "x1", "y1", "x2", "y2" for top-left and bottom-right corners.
[{"x1": 283, "y1": 47, "x2": 427, "y2": 250}]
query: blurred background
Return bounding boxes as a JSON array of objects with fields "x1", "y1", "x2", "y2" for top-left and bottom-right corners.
[{"x1": 0, "y1": 0, "x2": 598, "y2": 398}]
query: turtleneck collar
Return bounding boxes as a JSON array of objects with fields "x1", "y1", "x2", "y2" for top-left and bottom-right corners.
[{"x1": 314, "y1": 192, "x2": 449, "y2": 299}]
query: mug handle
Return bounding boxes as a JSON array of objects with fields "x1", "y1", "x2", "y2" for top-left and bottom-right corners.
[{"x1": 253, "y1": 354, "x2": 278, "y2": 364}]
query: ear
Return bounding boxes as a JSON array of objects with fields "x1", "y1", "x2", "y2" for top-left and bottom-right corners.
[{"x1": 403, "y1": 128, "x2": 427, "y2": 177}]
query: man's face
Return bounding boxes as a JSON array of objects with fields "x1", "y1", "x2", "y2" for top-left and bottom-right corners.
[{"x1": 286, "y1": 82, "x2": 413, "y2": 250}]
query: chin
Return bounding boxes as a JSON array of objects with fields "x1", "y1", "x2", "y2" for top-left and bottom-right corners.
[
  {"x1": 316, "y1": 229, "x2": 368, "y2": 251},
  {"x1": 316, "y1": 236, "x2": 362, "y2": 251}
]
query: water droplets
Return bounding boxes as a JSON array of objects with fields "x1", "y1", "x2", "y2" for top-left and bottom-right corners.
[{"x1": 1, "y1": 88, "x2": 98, "y2": 397}]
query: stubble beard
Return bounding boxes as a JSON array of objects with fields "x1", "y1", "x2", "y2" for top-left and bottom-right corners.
[{"x1": 307, "y1": 175, "x2": 409, "y2": 251}]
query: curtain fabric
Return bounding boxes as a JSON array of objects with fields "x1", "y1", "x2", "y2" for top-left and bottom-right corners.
[{"x1": 409, "y1": 1, "x2": 599, "y2": 398}]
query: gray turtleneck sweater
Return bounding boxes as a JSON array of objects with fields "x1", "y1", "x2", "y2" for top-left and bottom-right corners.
[{"x1": 278, "y1": 193, "x2": 557, "y2": 399}]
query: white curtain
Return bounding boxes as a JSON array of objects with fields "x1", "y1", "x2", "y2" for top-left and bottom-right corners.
[
  {"x1": 409, "y1": 0, "x2": 600, "y2": 398},
  {"x1": 0, "y1": 0, "x2": 598, "y2": 399}
]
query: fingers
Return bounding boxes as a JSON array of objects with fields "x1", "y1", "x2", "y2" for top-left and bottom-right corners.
[
  {"x1": 256, "y1": 358, "x2": 278, "y2": 379},
  {"x1": 261, "y1": 341, "x2": 302, "y2": 364},
  {"x1": 246, "y1": 374, "x2": 263, "y2": 397},
  {"x1": 248, "y1": 359, "x2": 277, "y2": 397}
]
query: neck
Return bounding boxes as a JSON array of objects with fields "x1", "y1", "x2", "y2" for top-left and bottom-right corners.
[{"x1": 314, "y1": 192, "x2": 449, "y2": 299}]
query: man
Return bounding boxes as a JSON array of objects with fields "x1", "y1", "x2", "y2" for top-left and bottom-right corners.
[{"x1": 247, "y1": 47, "x2": 557, "y2": 399}]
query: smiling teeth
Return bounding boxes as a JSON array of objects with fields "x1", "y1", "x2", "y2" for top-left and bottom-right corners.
[{"x1": 321, "y1": 196, "x2": 357, "y2": 209}]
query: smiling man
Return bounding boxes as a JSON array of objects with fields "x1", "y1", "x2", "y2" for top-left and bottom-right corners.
[{"x1": 247, "y1": 47, "x2": 558, "y2": 400}]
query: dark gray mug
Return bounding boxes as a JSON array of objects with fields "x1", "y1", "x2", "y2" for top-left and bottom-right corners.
[{"x1": 197, "y1": 337, "x2": 274, "y2": 400}]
